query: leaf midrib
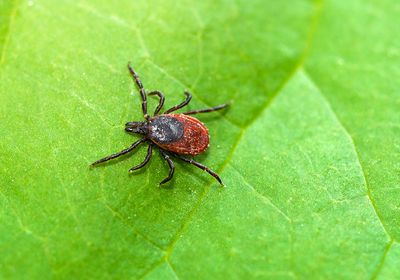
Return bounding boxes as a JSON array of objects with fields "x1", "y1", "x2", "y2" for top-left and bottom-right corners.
[
  {"x1": 158, "y1": 0, "x2": 326, "y2": 274},
  {"x1": 154, "y1": 1, "x2": 395, "y2": 279}
]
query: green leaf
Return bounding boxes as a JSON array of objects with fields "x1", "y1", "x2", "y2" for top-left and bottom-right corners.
[{"x1": 1, "y1": 0, "x2": 399, "y2": 279}]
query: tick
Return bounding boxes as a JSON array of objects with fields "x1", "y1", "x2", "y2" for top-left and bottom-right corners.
[{"x1": 91, "y1": 63, "x2": 228, "y2": 186}]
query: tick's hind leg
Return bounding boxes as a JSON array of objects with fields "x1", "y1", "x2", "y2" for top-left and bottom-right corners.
[
  {"x1": 174, "y1": 155, "x2": 223, "y2": 186},
  {"x1": 164, "y1": 92, "x2": 192, "y2": 114},
  {"x1": 129, "y1": 143, "x2": 153, "y2": 172},
  {"x1": 148, "y1": 91, "x2": 165, "y2": 115},
  {"x1": 183, "y1": 103, "x2": 229, "y2": 115},
  {"x1": 91, "y1": 138, "x2": 146, "y2": 166},
  {"x1": 159, "y1": 149, "x2": 175, "y2": 185}
]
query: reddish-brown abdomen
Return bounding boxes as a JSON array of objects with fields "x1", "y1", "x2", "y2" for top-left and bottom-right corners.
[{"x1": 151, "y1": 114, "x2": 209, "y2": 156}]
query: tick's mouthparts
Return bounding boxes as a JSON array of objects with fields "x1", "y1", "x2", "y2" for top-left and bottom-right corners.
[
  {"x1": 124, "y1": 122, "x2": 148, "y2": 135},
  {"x1": 125, "y1": 121, "x2": 141, "y2": 127}
]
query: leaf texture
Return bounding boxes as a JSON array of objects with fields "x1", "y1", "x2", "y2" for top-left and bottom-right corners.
[{"x1": 0, "y1": 0, "x2": 399, "y2": 279}]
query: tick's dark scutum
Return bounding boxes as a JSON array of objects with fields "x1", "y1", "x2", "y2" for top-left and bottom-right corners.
[{"x1": 148, "y1": 115, "x2": 184, "y2": 143}]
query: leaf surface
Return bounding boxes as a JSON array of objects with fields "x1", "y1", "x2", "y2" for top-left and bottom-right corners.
[{"x1": 0, "y1": 0, "x2": 399, "y2": 279}]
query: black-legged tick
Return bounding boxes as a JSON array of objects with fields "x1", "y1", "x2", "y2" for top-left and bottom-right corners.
[{"x1": 91, "y1": 63, "x2": 228, "y2": 186}]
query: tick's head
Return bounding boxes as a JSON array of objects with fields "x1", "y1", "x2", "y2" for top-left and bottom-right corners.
[{"x1": 125, "y1": 121, "x2": 148, "y2": 135}]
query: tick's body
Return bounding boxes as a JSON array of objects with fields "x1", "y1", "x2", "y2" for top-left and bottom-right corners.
[
  {"x1": 149, "y1": 114, "x2": 209, "y2": 156},
  {"x1": 91, "y1": 64, "x2": 228, "y2": 186}
]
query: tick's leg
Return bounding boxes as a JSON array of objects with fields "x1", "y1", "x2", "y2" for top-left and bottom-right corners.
[
  {"x1": 129, "y1": 143, "x2": 153, "y2": 172},
  {"x1": 159, "y1": 149, "x2": 175, "y2": 185},
  {"x1": 128, "y1": 63, "x2": 149, "y2": 120},
  {"x1": 91, "y1": 138, "x2": 146, "y2": 166},
  {"x1": 174, "y1": 155, "x2": 223, "y2": 186},
  {"x1": 148, "y1": 91, "x2": 165, "y2": 115},
  {"x1": 164, "y1": 92, "x2": 192, "y2": 114},
  {"x1": 183, "y1": 103, "x2": 229, "y2": 115}
]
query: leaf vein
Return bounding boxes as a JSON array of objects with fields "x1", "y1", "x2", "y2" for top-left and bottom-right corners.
[
  {"x1": 371, "y1": 240, "x2": 396, "y2": 280},
  {"x1": 163, "y1": 0, "x2": 324, "y2": 262},
  {"x1": 137, "y1": 258, "x2": 165, "y2": 280},
  {"x1": 101, "y1": 202, "x2": 165, "y2": 252},
  {"x1": 303, "y1": 69, "x2": 392, "y2": 241},
  {"x1": 166, "y1": 259, "x2": 181, "y2": 280},
  {"x1": 302, "y1": 69, "x2": 397, "y2": 280},
  {"x1": 229, "y1": 163, "x2": 291, "y2": 222},
  {"x1": 75, "y1": 2, "x2": 150, "y2": 57},
  {"x1": 0, "y1": 0, "x2": 20, "y2": 66},
  {"x1": 69, "y1": 91, "x2": 115, "y2": 127}
]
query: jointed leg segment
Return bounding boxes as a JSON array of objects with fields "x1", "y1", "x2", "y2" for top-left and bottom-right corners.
[
  {"x1": 174, "y1": 154, "x2": 223, "y2": 185},
  {"x1": 129, "y1": 143, "x2": 153, "y2": 172},
  {"x1": 148, "y1": 91, "x2": 165, "y2": 115},
  {"x1": 159, "y1": 149, "x2": 175, "y2": 185},
  {"x1": 91, "y1": 138, "x2": 146, "y2": 166},
  {"x1": 164, "y1": 92, "x2": 192, "y2": 114},
  {"x1": 128, "y1": 63, "x2": 149, "y2": 119},
  {"x1": 183, "y1": 103, "x2": 229, "y2": 115}
]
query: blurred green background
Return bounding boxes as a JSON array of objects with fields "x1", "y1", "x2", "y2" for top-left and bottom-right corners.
[{"x1": 1, "y1": 0, "x2": 399, "y2": 279}]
